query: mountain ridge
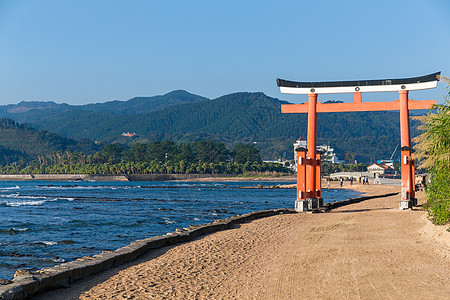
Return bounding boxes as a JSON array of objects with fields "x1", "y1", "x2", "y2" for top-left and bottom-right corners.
[
  {"x1": 0, "y1": 90, "x2": 208, "y2": 122},
  {"x1": 0, "y1": 91, "x2": 421, "y2": 163}
]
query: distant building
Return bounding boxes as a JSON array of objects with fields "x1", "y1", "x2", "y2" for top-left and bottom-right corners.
[
  {"x1": 262, "y1": 159, "x2": 294, "y2": 170},
  {"x1": 317, "y1": 145, "x2": 341, "y2": 164},
  {"x1": 367, "y1": 163, "x2": 394, "y2": 175},
  {"x1": 122, "y1": 132, "x2": 137, "y2": 137},
  {"x1": 293, "y1": 137, "x2": 341, "y2": 164},
  {"x1": 293, "y1": 137, "x2": 307, "y2": 150},
  {"x1": 376, "y1": 159, "x2": 394, "y2": 168}
]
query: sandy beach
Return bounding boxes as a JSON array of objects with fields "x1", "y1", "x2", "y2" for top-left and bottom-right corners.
[{"x1": 33, "y1": 181, "x2": 449, "y2": 299}]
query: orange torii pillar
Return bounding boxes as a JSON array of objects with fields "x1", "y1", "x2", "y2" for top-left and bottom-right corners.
[
  {"x1": 294, "y1": 94, "x2": 323, "y2": 211},
  {"x1": 399, "y1": 90, "x2": 417, "y2": 208},
  {"x1": 277, "y1": 72, "x2": 440, "y2": 211}
]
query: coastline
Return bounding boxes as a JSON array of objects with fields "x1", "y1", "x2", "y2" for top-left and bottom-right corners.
[
  {"x1": 0, "y1": 174, "x2": 130, "y2": 181},
  {"x1": 0, "y1": 174, "x2": 296, "y2": 182},
  {"x1": 17, "y1": 182, "x2": 449, "y2": 299}
]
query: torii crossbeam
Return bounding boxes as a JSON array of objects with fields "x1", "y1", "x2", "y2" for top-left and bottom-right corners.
[{"x1": 277, "y1": 72, "x2": 440, "y2": 211}]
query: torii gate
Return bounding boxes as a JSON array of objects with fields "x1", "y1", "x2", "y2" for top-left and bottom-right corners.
[{"x1": 277, "y1": 72, "x2": 440, "y2": 211}]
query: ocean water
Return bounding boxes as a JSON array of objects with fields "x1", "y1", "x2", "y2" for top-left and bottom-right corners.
[{"x1": 0, "y1": 180, "x2": 361, "y2": 280}]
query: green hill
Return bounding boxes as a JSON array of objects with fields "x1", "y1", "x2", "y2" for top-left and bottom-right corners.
[
  {"x1": 0, "y1": 90, "x2": 208, "y2": 124},
  {"x1": 0, "y1": 119, "x2": 99, "y2": 164},
  {"x1": 0, "y1": 92, "x2": 421, "y2": 163},
  {"x1": 81, "y1": 90, "x2": 209, "y2": 115}
]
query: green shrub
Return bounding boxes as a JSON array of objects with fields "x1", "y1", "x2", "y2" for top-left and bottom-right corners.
[
  {"x1": 414, "y1": 83, "x2": 450, "y2": 226},
  {"x1": 423, "y1": 162, "x2": 450, "y2": 225}
]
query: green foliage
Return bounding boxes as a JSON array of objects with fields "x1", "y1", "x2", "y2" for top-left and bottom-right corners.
[
  {"x1": 414, "y1": 85, "x2": 450, "y2": 225},
  {"x1": 96, "y1": 144, "x2": 126, "y2": 164},
  {"x1": 0, "y1": 139, "x2": 291, "y2": 176},
  {"x1": 232, "y1": 144, "x2": 262, "y2": 164},
  {"x1": 422, "y1": 162, "x2": 450, "y2": 225},
  {"x1": 1, "y1": 92, "x2": 414, "y2": 163},
  {"x1": 191, "y1": 140, "x2": 230, "y2": 163},
  {"x1": 0, "y1": 118, "x2": 99, "y2": 164},
  {"x1": 344, "y1": 153, "x2": 356, "y2": 164}
]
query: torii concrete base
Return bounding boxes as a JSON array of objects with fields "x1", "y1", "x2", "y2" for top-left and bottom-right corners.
[
  {"x1": 295, "y1": 200, "x2": 308, "y2": 212},
  {"x1": 295, "y1": 198, "x2": 323, "y2": 212},
  {"x1": 399, "y1": 198, "x2": 417, "y2": 210}
]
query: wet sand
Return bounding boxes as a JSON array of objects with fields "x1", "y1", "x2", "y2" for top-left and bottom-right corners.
[{"x1": 33, "y1": 182, "x2": 449, "y2": 299}]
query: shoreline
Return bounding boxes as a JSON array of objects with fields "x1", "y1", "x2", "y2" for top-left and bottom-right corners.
[
  {"x1": 3, "y1": 182, "x2": 448, "y2": 299},
  {"x1": 0, "y1": 174, "x2": 296, "y2": 182},
  {"x1": 1, "y1": 184, "x2": 391, "y2": 299},
  {"x1": 46, "y1": 184, "x2": 450, "y2": 299}
]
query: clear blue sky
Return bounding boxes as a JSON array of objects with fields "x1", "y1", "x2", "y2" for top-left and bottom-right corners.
[{"x1": 0, "y1": 0, "x2": 449, "y2": 105}]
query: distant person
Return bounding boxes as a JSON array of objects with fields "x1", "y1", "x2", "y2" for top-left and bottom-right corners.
[
  {"x1": 350, "y1": 176, "x2": 353, "y2": 185},
  {"x1": 339, "y1": 177, "x2": 343, "y2": 187},
  {"x1": 365, "y1": 176, "x2": 369, "y2": 185}
]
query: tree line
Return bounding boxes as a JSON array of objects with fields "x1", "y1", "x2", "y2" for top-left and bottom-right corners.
[
  {"x1": 0, "y1": 140, "x2": 290, "y2": 175},
  {"x1": 0, "y1": 118, "x2": 30, "y2": 130}
]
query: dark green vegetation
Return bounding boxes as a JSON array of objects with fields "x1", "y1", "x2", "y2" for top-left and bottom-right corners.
[
  {"x1": 0, "y1": 91, "x2": 419, "y2": 163},
  {"x1": 0, "y1": 140, "x2": 288, "y2": 175},
  {"x1": 414, "y1": 85, "x2": 450, "y2": 226},
  {"x1": 0, "y1": 118, "x2": 98, "y2": 165}
]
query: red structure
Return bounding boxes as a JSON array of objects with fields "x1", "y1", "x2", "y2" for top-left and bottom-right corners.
[{"x1": 277, "y1": 72, "x2": 440, "y2": 211}]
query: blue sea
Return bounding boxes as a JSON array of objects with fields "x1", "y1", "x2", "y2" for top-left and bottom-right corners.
[{"x1": 0, "y1": 180, "x2": 361, "y2": 280}]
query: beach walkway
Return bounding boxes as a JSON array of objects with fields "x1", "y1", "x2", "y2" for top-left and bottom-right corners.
[{"x1": 34, "y1": 183, "x2": 449, "y2": 299}]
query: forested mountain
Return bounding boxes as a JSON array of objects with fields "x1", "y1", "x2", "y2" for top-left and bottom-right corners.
[
  {"x1": 81, "y1": 90, "x2": 209, "y2": 115},
  {"x1": 0, "y1": 91, "x2": 422, "y2": 163},
  {"x1": 0, "y1": 90, "x2": 208, "y2": 123},
  {"x1": 115, "y1": 92, "x2": 417, "y2": 162},
  {"x1": 0, "y1": 118, "x2": 99, "y2": 164}
]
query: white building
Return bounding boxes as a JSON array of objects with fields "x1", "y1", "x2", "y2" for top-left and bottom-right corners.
[
  {"x1": 367, "y1": 163, "x2": 394, "y2": 175},
  {"x1": 293, "y1": 137, "x2": 341, "y2": 164}
]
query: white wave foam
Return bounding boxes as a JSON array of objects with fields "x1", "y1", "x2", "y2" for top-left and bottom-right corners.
[
  {"x1": 1, "y1": 193, "x2": 20, "y2": 198},
  {"x1": 6, "y1": 200, "x2": 46, "y2": 207},
  {"x1": 34, "y1": 241, "x2": 57, "y2": 246},
  {"x1": 0, "y1": 185, "x2": 20, "y2": 190},
  {"x1": 1, "y1": 194, "x2": 74, "y2": 206},
  {"x1": 1, "y1": 194, "x2": 49, "y2": 200},
  {"x1": 51, "y1": 197, "x2": 75, "y2": 201},
  {"x1": 18, "y1": 195, "x2": 47, "y2": 200},
  {"x1": 40, "y1": 184, "x2": 142, "y2": 191},
  {"x1": 11, "y1": 227, "x2": 29, "y2": 232},
  {"x1": 39, "y1": 186, "x2": 63, "y2": 189}
]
